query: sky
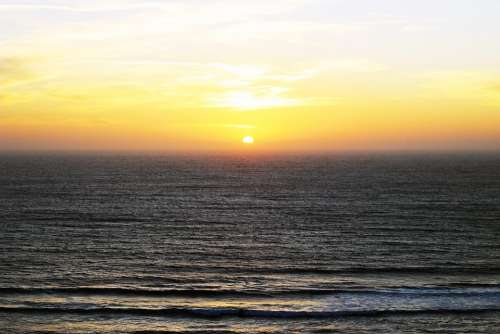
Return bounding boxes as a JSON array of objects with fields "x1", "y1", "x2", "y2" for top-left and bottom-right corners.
[{"x1": 1, "y1": 0, "x2": 500, "y2": 152}]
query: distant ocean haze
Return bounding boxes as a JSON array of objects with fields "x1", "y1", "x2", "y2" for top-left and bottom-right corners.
[{"x1": 1, "y1": 153, "x2": 500, "y2": 333}]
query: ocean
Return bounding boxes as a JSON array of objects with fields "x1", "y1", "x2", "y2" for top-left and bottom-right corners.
[{"x1": 1, "y1": 153, "x2": 499, "y2": 333}]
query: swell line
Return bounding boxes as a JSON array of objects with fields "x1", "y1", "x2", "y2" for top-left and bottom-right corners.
[
  {"x1": 237, "y1": 267, "x2": 500, "y2": 275},
  {"x1": 2, "y1": 287, "x2": 500, "y2": 298},
  {"x1": 0, "y1": 306, "x2": 499, "y2": 319},
  {"x1": 0, "y1": 287, "x2": 270, "y2": 298}
]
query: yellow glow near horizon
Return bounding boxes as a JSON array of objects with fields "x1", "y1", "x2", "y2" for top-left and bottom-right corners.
[{"x1": 1, "y1": 1, "x2": 500, "y2": 152}]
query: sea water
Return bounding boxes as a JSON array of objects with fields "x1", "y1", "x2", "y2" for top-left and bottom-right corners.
[{"x1": 1, "y1": 153, "x2": 500, "y2": 333}]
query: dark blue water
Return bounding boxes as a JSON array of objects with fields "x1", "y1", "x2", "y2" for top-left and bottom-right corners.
[{"x1": 1, "y1": 153, "x2": 500, "y2": 333}]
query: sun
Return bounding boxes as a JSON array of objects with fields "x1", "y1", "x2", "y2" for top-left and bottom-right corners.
[{"x1": 242, "y1": 136, "x2": 254, "y2": 144}]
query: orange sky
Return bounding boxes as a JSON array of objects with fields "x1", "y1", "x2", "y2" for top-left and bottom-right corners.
[{"x1": 1, "y1": 0, "x2": 500, "y2": 152}]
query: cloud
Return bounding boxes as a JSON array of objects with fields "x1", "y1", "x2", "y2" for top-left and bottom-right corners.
[
  {"x1": 0, "y1": 56, "x2": 59, "y2": 95},
  {"x1": 0, "y1": 0, "x2": 307, "y2": 14},
  {"x1": 417, "y1": 71, "x2": 500, "y2": 107},
  {"x1": 488, "y1": 83, "x2": 500, "y2": 93},
  {"x1": 0, "y1": 1, "x2": 168, "y2": 13},
  {"x1": 0, "y1": 57, "x2": 33, "y2": 86},
  {"x1": 0, "y1": 57, "x2": 27, "y2": 75},
  {"x1": 224, "y1": 124, "x2": 256, "y2": 129},
  {"x1": 206, "y1": 88, "x2": 301, "y2": 110}
]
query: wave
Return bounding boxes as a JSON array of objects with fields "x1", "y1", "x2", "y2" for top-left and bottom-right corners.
[
  {"x1": 116, "y1": 265, "x2": 500, "y2": 276},
  {"x1": 131, "y1": 331, "x2": 242, "y2": 334},
  {"x1": 246, "y1": 266, "x2": 500, "y2": 275},
  {"x1": 445, "y1": 282, "x2": 500, "y2": 288},
  {"x1": 0, "y1": 287, "x2": 270, "y2": 298},
  {"x1": 2, "y1": 286, "x2": 500, "y2": 298},
  {"x1": 0, "y1": 306, "x2": 499, "y2": 319}
]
